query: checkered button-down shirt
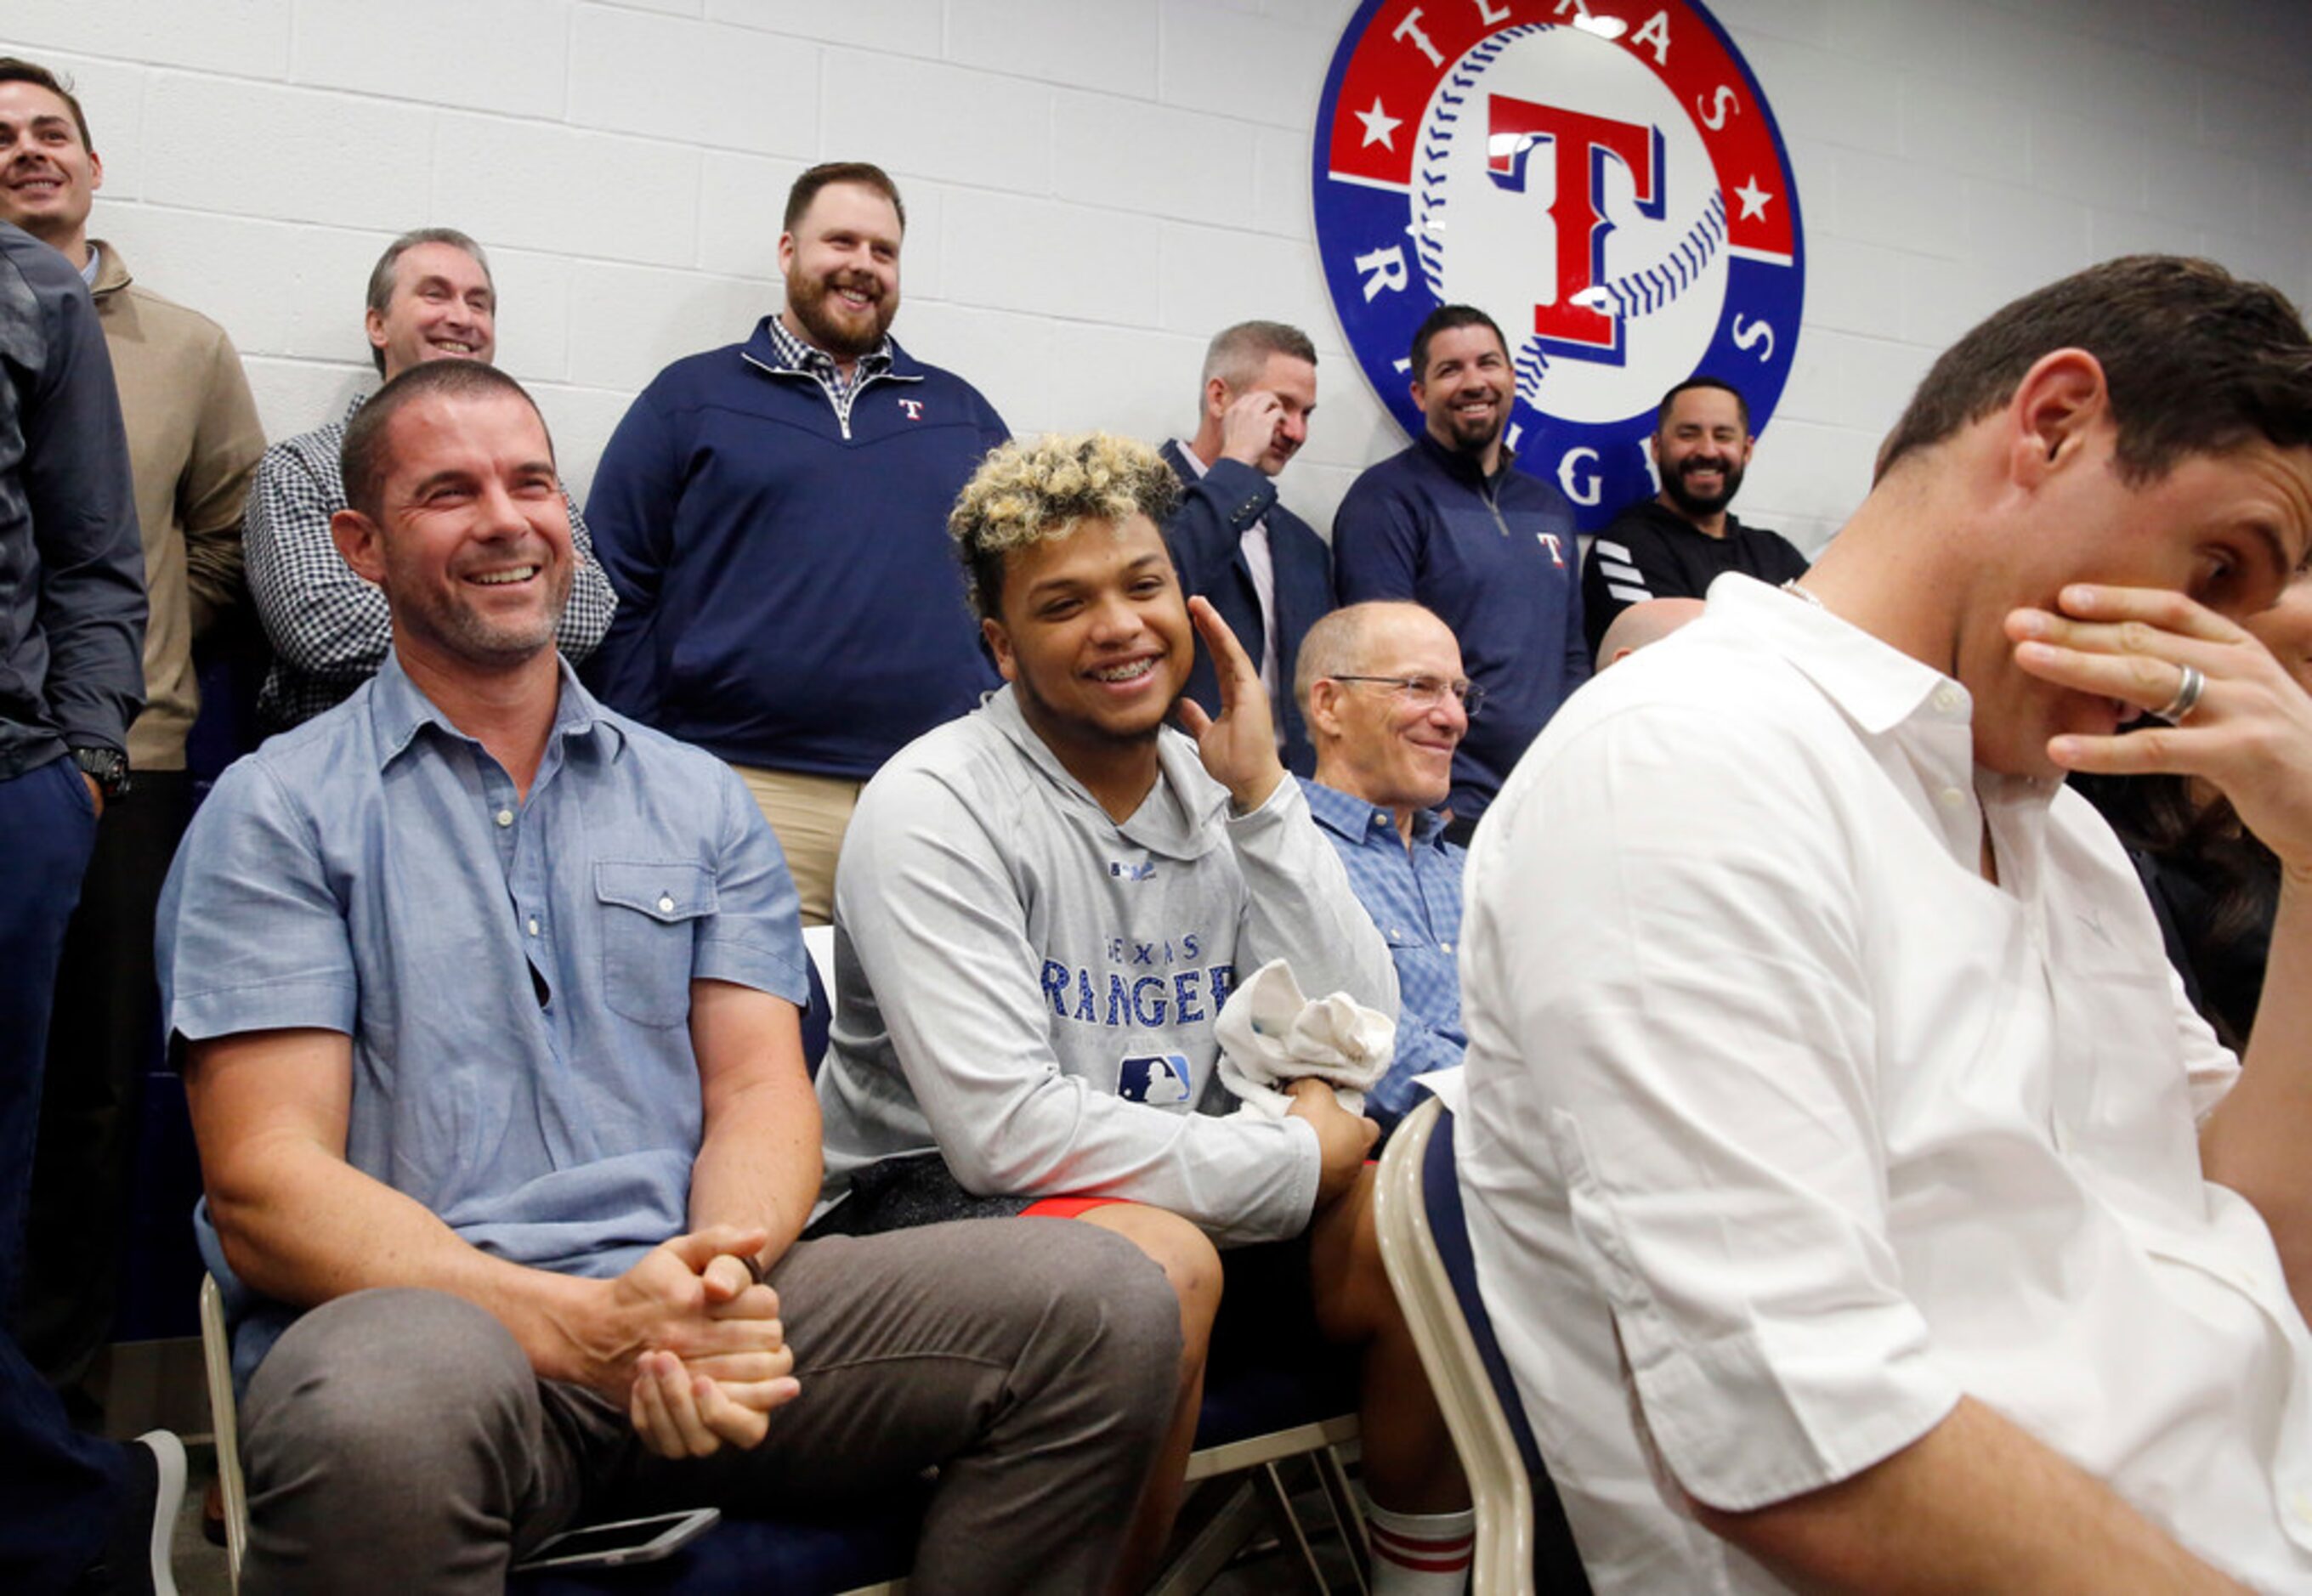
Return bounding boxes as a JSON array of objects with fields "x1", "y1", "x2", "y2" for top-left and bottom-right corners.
[
  {"x1": 1298, "y1": 776, "x2": 1468, "y2": 1131},
  {"x1": 760, "y1": 314, "x2": 893, "y2": 431},
  {"x1": 245, "y1": 392, "x2": 618, "y2": 731}
]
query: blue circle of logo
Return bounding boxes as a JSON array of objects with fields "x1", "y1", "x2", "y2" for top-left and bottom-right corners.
[{"x1": 1313, "y1": 0, "x2": 1805, "y2": 529}]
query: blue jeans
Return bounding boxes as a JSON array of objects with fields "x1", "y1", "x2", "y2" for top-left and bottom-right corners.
[{"x1": 0, "y1": 756, "x2": 122, "y2": 1593}]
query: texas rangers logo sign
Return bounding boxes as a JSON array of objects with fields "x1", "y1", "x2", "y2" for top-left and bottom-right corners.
[{"x1": 1314, "y1": 0, "x2": 1804, "y2": 527}]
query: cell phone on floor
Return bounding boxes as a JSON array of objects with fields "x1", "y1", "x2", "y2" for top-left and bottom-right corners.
[{"x1": 512, "y1": 1506, "x2": 721, "y2": 1571}]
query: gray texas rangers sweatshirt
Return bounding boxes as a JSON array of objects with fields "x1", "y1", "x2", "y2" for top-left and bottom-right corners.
[{"x1": 813, "y1": 684, "x2": 1399, "y2": 1247}]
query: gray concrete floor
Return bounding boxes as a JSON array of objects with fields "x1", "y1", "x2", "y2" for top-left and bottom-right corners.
[{"x1": 171, "y1": 1442, "x2": 230, "y2": 1596}]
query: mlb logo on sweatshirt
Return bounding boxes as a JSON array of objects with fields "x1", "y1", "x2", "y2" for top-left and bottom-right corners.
[{"x1": 1118, "y1": 1053, "x2": 1195, "y2": 1106}]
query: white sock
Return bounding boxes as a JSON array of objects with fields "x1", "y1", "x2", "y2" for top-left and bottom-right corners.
[{"x1": 1365, "y1": 1500, "x2": 1474, "y2": 1596}]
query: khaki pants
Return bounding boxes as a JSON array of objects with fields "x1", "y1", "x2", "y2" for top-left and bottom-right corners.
[{"x1": 729, "y1": 764, "x2": 864, "y2": 927}]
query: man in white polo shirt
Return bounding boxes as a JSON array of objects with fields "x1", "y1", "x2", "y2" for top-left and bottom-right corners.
[{"x1": 1461, "y1": 256, "x2": 2312, "y2": 1593}]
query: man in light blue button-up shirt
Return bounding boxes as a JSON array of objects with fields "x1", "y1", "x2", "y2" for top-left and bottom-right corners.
[
  {"x1": 1296, "y1": 602, "x2": 1472, "y2": 1132},
  {"x1": 157, "y1": 359, "x2": 1176, "y2": 1595}
]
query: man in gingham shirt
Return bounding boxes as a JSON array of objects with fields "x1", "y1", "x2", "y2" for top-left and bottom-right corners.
[{"x1": 244, "y1": 227, "x2": 613, "y2": 731}]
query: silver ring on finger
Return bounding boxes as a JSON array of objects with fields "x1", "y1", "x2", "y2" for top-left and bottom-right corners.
[{"x1": 2151, "y1": 662, "x2": 2207, "y2": 725}]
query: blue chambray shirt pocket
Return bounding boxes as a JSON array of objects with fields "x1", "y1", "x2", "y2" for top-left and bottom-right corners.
[{"x1": 595, "y1": 860, "x2": 717, "y2": 1027}]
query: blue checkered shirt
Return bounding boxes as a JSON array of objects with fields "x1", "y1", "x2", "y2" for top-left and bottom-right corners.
[
  {"x1": 761, "y1": 314, "x2": 893, "y2": 432},
  {"x1": 1297, "y1": 777, "x2": 1466, "y2": 1131}
]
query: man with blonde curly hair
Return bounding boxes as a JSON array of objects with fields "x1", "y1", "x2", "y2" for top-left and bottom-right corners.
[{"x1": 813, "y1": 433, "x2": 1476, "y2": 1593}]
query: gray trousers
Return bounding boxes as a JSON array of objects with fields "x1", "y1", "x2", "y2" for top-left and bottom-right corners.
[{"x1": 237, "y1": 1220, "x2": 1180, "y2": 1595}]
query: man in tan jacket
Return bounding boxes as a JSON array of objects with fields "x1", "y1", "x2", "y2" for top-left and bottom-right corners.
[{"x1": 0, "y1": 54, "x2": 266, "y2": 1421}]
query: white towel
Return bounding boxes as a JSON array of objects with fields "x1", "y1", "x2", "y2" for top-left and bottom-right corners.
[{"x1": 1213, "y1": 958, "x2": 1396, "y2": 1118}]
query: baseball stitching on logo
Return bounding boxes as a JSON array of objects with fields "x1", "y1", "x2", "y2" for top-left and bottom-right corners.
[{"x1": 1414, "y1": 21, "x2": 1727, "y2": 399}]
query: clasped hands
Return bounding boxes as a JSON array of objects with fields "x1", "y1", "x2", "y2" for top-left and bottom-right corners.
[{"x1": 586, "y1": 1224, "x2": 799, "y2": 1458}]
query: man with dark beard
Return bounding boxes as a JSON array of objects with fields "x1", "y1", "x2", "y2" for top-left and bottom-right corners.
[
  {"x1": 1334, "y1": 304, "x2": 1585, "y2": 843},
  {"x1": 584, "y1": 161, "x2": 1008, "y2": 925},
  {"x1": 1581, "y1": 376, "x2": 1808, "y2": 654}
]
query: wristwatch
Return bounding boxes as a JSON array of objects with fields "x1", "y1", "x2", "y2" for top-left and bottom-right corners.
[{"x1": 71, "y1": 744, "x2": 132, "y2": 801}]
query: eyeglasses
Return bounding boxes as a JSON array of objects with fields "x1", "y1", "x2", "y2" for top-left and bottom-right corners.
[{"x1": 1329, "y1": 674, "x2": 1484, "y2": 716}]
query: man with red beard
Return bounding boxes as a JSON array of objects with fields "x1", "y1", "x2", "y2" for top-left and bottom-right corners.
[
  {"x1": 586, "y1": 161, "x2": 1008, "y2": 926},
  {"x1": 1581, "y1": 376, "x2": 1808, "y2": 654}
]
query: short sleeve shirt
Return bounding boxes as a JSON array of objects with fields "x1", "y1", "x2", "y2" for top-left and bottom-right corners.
[{"x1": 158, "y1": 654, "x2": 808, "y2": 1280}]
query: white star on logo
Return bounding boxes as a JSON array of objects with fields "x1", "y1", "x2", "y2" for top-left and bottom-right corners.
[
  {"x1": 1734, "y1": 176, "x2": 1773, "y2": 221},
  {"x1": 1356, "y1": 97, "x2": 1402, "y2": 150}
]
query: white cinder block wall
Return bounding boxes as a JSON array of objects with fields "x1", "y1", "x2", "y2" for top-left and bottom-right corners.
[{"x1": 12, "y1": 0, "x2": 2312, "y2": 555}]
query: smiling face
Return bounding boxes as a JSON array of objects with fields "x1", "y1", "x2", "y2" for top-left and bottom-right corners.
[
  {"x1": 366, "y1": 241, "x2": 496, "y2": 381},
  {"x1": 0, "y1": 78, "x2": 101, "y2": 256},
  {"x1": 779, "y1": 180, "x2": 901, "y2": 360},
  {"x1": 1313, "y1": 607, "x2": 1468, "y2": 813},
  {"x1": 1652, "y1": 386, "x2": 1754, "y2": 520},
  {"x1": 1967, "y1": 432, "x2": 2312, "y2": 778},
  {"x1": 334, "y1": 388, "x2": 572, "y2": 678},
  {"x1": 982, "y1": 512, "x2": 1195, "y2": 763},
  {"x1": 1412, "y1": 323, "x2": 1512, "y2": 464}
]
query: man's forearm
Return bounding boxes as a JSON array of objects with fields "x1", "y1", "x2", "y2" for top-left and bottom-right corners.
[
  {"x1": 2200, "y1": 873, "x2": 2312, "y2": 1321},
  {"x1": 683, "y1": 980, "x2": 823, "y2": 1272},
  {"x1": 1696, "y1": 1397, "x2": 2242, "y2": 1594},
  {"x1": 205, "y1": 1129, "x2": 602, "y2": 1386},
  {"x1": 184, "y1": 520, "x2": 246, "y2": 639},
  {"x1": 688, "y1": 1082, "x2": 821, "y2": 1275}
]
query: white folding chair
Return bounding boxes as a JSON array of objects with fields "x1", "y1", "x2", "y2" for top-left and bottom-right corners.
[
  {"x1": 197, "y1": 1273, "x2": 249, "y2": 1590},
  {"x1": 1374, "y1": 1095, "x2": 1591, "y2": 1594}
]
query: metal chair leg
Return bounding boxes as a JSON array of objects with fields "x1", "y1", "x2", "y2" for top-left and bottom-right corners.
[
  {"x1": 1314, "y1": 1446, "x2": 1371, "y2": 1594},
  {"x1": 1149, "y1": 1480, "x2": 1268, "y2": 1596},
  {"x1": 1254, "y1": 1459, "x2": 1332, "y2": 1593}
]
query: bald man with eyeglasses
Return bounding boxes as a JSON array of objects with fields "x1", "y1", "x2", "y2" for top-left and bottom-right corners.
[{"x1": 1295, "y1": 601, "x2": 1476, "y2": 1134}]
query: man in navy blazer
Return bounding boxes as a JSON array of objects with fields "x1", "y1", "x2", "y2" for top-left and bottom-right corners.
[{"x1": 1160, "y1": 321, "x2": 1333, "y2": 775}]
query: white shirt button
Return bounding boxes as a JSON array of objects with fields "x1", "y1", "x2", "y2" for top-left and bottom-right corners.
[
  {"x1": 495, "y1": 808, "x2": 514, "y2": 828},
  {"x1": 1932, "y1": 686, "x2": 1964, "y2": 715},
  {"x1": 1440, "y1": 940, "x2": 1454, "y2": 953},
  {"x1": 658, "y1": 895, "x2": 676, "y2": 914},
  {"x1": 526, "y1": 917, "x2": 541, "y2": 937},
  {"x1": 1938, "y1": 786, "x2": 1966, "y2": 809}
]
